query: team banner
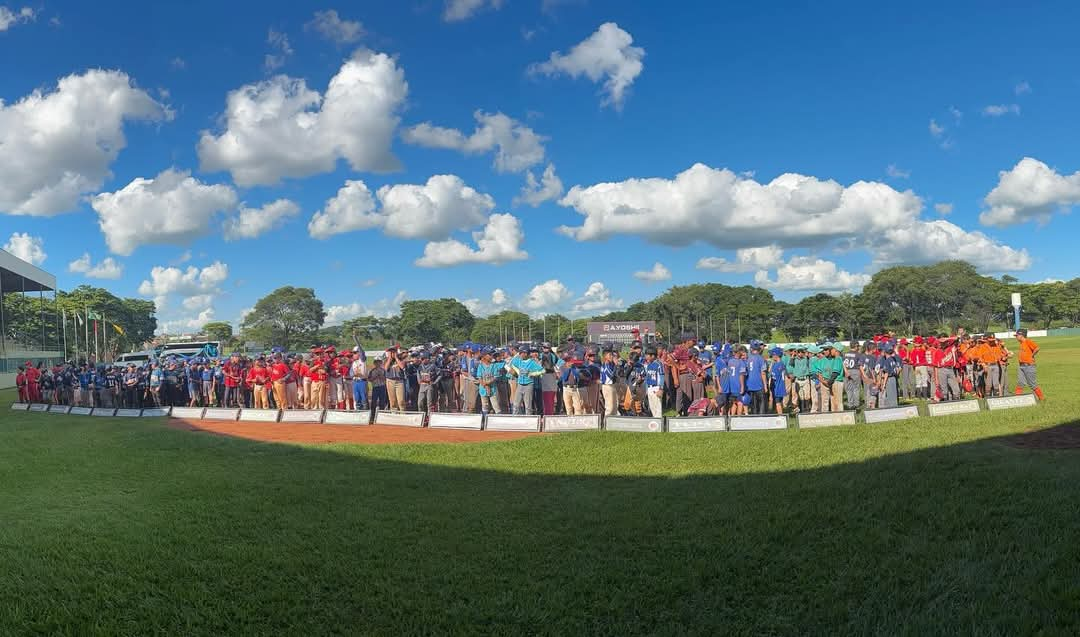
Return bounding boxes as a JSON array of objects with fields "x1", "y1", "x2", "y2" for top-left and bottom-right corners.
[
  {"x1": 863, "y1": 405, "x2": 920, "y2": 423},
  {"x1": 373, "y1": 410, "x2": 425, "y2": 427},
  {"x1": 68, "y1": 406, "x2": 93, "y2": 416},
  {"x1": 203, "y1": 408, "x2": 241, "y2": 421},
  {"x1": 28, "y1": 403, "x2": 48, "y2": 412},
  {"x1": 279, "y1": 409, "x2": 325, "y2": 423},
  {"x1": 667, "y1": 416, "x2": 728, "y2": 432},
  {"x1": 731, "y1": 414, "x2": 789, "y2": 431},
  {"x1": 428, "y1": 413, "x2": 484, "y2": 430},
  {"x1": 541, "y1": 414, "x2": 599, "y2": 432},
  {"x1": 926, "y1": 400, "x2": 981, "y2": 417},
  {"x1": 115, "y1": 409, "x2": 142, "y2": 417},
  {"x1": 605, "y1": 416, "x2": 664, "y2": 432},
  {"x1": 91, "y1": 408, "x2": 116, "y2": 417},
  {"x1": 986, "y1": 394, "x2": 1037, "y2": 411},
  {"x1": 238, "y1": 409, "x2": 281, "y2": 423},
  {"x1": 487, "y1": 415, "x2": 542, "y2": 432},
  {"x1": 797, "y1": 412, "x2": 857, "y2": 429},
  {"x1": 10, "y1": 403, "x2": 29, "y2": 411},
  {"x1": 47, "y1": 404, "x2": 71, "y2": 414},
  {"x1": 140, "y1": 407, "x2": 172, "y2": 417},
  {"x1": 323, "y1": 410, "x2": 370, "y2": 425},
  {"x1": 169, "y1": 407, "x2": 205, "y2": 419}
]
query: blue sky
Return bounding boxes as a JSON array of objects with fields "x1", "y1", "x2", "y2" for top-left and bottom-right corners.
[{"x1": 2, "y1": 0, "x2": 1079, "y2": 333}]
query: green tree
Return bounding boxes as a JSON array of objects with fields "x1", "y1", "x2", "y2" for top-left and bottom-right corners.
[
  {"x1": 202, "y1": 321, "x2": 234, "y2": 343},
  {"x1": 397, "y1": 299, "x2": 474, "y2": 344},
  {"x1": 241, "y1": 286, "x2": 325, "y2": 351}
]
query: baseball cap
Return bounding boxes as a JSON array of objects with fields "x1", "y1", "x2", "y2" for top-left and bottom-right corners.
[{"x1": 1015, "y1": 328, "x2": 1028, "y2": 336}]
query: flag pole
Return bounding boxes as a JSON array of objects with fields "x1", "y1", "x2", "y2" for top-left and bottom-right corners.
[
  {"x1": 84, "y1": 305, "x2": 90, "y2": 364},
  {"x1": 62, "y1": 307, "x2": 68, "y2": 361}
]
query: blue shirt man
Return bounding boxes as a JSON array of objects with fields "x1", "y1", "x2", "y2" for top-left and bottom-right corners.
[
  {"x1": 746, "y1": 351, "x2": 766, "y2": 392},
  {"x1": 514, "y1": 356, "x2": 544, "y2": 385},
  {"x1": 724, "y1": 357, "x2": 747, "y2": 395}
]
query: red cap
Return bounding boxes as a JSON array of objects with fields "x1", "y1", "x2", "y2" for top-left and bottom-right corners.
[
  {"x1": 899, "y1": 338, "x2": 909, "y2": 345},
  {"x1": 914, "y1": 336, "x2": 924, "y2": 344}
]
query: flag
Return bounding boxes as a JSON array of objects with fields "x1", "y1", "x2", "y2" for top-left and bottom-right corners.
[
  {"x1": 112, "y1": 323, "x2": 125, "y2": 336},
  {"x1": 88, "y1": 311, "x2": 102, "y2": 320},
  {"x1": 76, "y1": 312, "x2": 84, "y2": 326}
]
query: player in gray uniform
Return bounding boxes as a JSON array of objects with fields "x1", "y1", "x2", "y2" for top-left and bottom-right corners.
[
  {"x1": 860, "y1": 342, "x2": 879, "y2": 409},
  {"x1": 842, "y1": 341, "x2": 864, "y2": 409}
]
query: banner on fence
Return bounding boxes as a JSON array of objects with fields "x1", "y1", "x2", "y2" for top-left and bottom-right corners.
[
  {"x1": 140, "y1": 407, "x2": 171, "y2": 417},
  {"x1": 797, "y1": 411, "x2": 857, "y2": 429},
  {"x1": 428, "y1": 413, "x2": 483, "y2": 430},
  {"x1": 373, "y1": 410, "x2": 425, "y2": 427},
  {"x1": 11, "y1": 402, "x2": 29, "y2": 411},
  {"x1": 115, "y1": 409, "x2": 142, "y2": 417},
  {"x1": 169, "y1": 407, "x2": 205, "y2": 419},
  {"x1": 238, "y1": 409, "x2": 281, "y2": 423},
  {"x1": 47, "y1": 404, "x2": 70, "y2": 414},
  {"x1": 90, "y1": 408, "x2": 115, "y2": 417},
  {"x1": 731, "y1": 414, "x2": 789, "y2": 431},
  {"x1": 863, "y1": 405, "x2": 920, "y2": 423},
  {"x1": 28, "y1": 403, "x2": 48, "y2": 412},
  {"x1": 926, "y1": 400, "x2": 981, "y2": 417},
  {"x1": 323, "y1": 410, "x2": 369, "y2": 425},
  {"x1": 605, "y1": 416, "x2": 664, "y2": 432},
  {"x1": 541, "y1": 414, "x2": 599, "y2": 432},
  {"x1": 486, "y1": 415, "x2": 543, "y2": 432},
  {"x1": 68, "y1": 406, "x2": 93, "y2": 416},
  {"x1": 986, "y1": 394, "x2": 1037, "y2": 411},
  {"x1": 202, "y1": 408, "x2": 241, "y2": 421},
  {"x1": 279, "y1": 409, "x2": 325, "y2": 423},
  {"x1": 666, "y1": 416, "x2": 727, "y2": 432}
]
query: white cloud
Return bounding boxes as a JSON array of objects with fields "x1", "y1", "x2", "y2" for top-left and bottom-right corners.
[
  {"x1": 529, "y1": 22, "x2": 644, "y2": 109},
  {"x1": 415, "y1": 213, "x2": 528, "y2": 267},
  {"x1": 983, "y1": 103, "x2": 1020, "y2": 117},
  {"x1": 1015, "y1": 81, "x2": 1031, "y2": 95},
  {"x1": 198, "y1": 49, "x2": 407, "y2": 187},
  {"x1": 633, "y1": 262, "x2": 671, "y2": 283},
  {"x1": 264, "y1": 28, "x2": 294, "y2": 72},
  {"x1": 934, "y1": 202, "x2": 953, "y2": 216},
  {"x1": 0, "y1": 69, "x2": 169, "y2": 216},
  {"x1": 981, "y1": 157, "x2": 1080, "y2": 227},
  {"x1": 0, "y1": 6, "x2": 35, "y2": 31},
  {"x1": 929, "y1": 119, "x2": 945, "y2": 137},
  {"x1": 68, "y1": 253, "x2": 123, "y2": 279},
  {"x1": 359, "y1": 278, "x2": 378, "y2": 288},
  {"x1": 222, "y1": 198, "x2": 300, "y2": 240},
  {"x1": 443, "y1": 0, "x2": 503, "y2": 22},
  {"x1": 170, "y1": 57, "x2": 186, "y2": 70},
  {"x1": 522, "y1": 279, "x2": 572, "y2": 313},
  {"x1": 137, "y1": 261, "x2": 229, "y2": 312},
  {"x1": 1034, "y1": 278, "x2": 1063, "y2": 285},
  {"x1": 309, "y1": 174, "x2": 494, "y2": 240},
  {"x1": 325, "y1": 290, "x2": 406, "y2": 324},
  {"x1": 462, "y1": 288, "x2": 510, "y2": 317},
  {"x1": 402, "y1": 111, "x2": 546, "y2": 173},
  {"x1": 172, "y1": 250, "x2": 192, "y2": 265},
  {"x1": 754, "y1": 257, "x2": 871, "y2": 292},
  {"x1": 514, "y1": 163, "x2": 564, "y2": 207},
  {"x1": 158, "y1": 307, "x2": 216, "y2": 335},
  {"x1": 306, "y1": 9, "x2": 364, "y2": 44},
  {"x1": 875, "y1": 219, "x2": 1031, "y2": 272},
  {"x1": 91, "y1": 168, "x2": 238, "y2": 255},
  {"x1": 697, "y1": 246, "x2": 784, "y2": 272},
  {"x1": 949, "y1": 106, "x2": 962, "y2": 121},
  {"x1": 3, "y1": 232, "x2": 45, "y2": 265},
  {"x1": 182, "y1": 294, "x2": 215, "y2": 311},
  {"x1": 886, "y1": 164, "x2": 910, "y2": 179},
  {"x1": 572, "y1": 281, "x2": 624, "y2": 315}
]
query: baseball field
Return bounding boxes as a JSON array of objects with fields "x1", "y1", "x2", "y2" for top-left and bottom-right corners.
[{"x1": 2, "y1": 338, "x2": 1079, "y2": 635}]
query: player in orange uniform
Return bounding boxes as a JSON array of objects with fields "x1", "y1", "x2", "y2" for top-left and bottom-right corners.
[{"x1": 1014, "y1": 329, "x2": 1044, "y2": 401}]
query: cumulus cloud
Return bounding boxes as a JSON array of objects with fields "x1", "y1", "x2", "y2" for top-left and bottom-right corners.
[
  {"x1": 572, "y1": 281, "x2": 624, "y2": 315},
  {"x1": 138, "y1": 261, "x2": 228, "y2": 313},
  {"x1": 929, "y1": 119, "x2": 944, "y2": 137},
  {"x1": 402, "y1": 111, "x2": 546, "y2": 173},
  {"x1": 514, "y1": 163, "x2": 564, "y2": 207},
  {"x1": 633, "y1": 262, "x2": 671, "y2": 283},
  {"x1": 934, "y1": 202, "x2": 953, "y2": 216},
  {"x1": 415, "y1": 213, "x2": 528, "y2": 267},
  {"x1": 68, "y1": 253, "x2": 123, "y2": 279},
  {"x1": 3, "y1": 232, "x2": 45, "y2": 265},
  {"x1": 981, "y1": 157, "x2": 1080, "y2": 227},
  {"x1": 222, "y1": 199, "x2": 300, "y2": 240},
  {"x1": 0, "y1": 69, "x2": 170, "y2": 216},
  {"x1": 522, "y1": 279, "x2": 572, "y2": 312},
  {"x1": 264, "y1": 28, "x2": 294, "y2": 72},
  {"x1": 308, "y1": 174, "x2": 494, "y2": 240},
  {"x1": 983, "y1": 103, "x2": 1020, "y2": 117},
  {"x1": 462, "y1": 288, "x2": 510, "y2": 317},
  {"x1": 91, "y1": 169, "x2": 238, "y2": 255},
  {"x1": 198, "y1": 49, "x2": 407, "y2": 187},
  {"x1": 875, "y1": 219, "x2": 1031, "y2": 272},
  {"x1": 529, "y1": 22, "x2": 644, "y2": 109},
  {"x1": 325, "y1": 290, "x2": 407, "y2": 324},
  {"x1": 306, "y1": 9, "x2": 364, "y2": 44},
  {"x1": 754, "y1": 257, "x2": 870, "y2": 291},
  {"x1": 0, "y1": 6, "x2": 35, "y2": 31},
  {"x1": 443, "y1": 0, "x2": 503, "y2": 22},
  {"x1": 697, "y1": 246, "x2": 784, "y2": 273}
]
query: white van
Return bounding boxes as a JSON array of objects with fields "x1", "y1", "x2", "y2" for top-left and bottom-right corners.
[{"x1": 115, "y1": 350, "x2": 156, "y2": 366}]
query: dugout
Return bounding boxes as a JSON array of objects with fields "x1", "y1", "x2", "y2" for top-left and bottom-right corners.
[{"x1": 0, "y1": 248, "x2": 62, "y2": 389}]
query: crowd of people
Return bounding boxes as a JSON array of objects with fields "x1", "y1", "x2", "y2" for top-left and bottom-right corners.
[{"x1": 14, "y1": 328, "x2": 1044, "y2": 417}]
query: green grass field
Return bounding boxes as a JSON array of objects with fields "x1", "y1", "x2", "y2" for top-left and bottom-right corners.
[{"x1": 2, "y1": 339, "x2": 1079, "y2": 636}]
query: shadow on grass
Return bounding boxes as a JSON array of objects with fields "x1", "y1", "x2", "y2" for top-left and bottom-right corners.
[
  {"x1": 1, "y1": 417, "x2": 1078, "y2": 636},
  {"x1": 997, "y1": 422, "x2": 1080, "y2": 449}
]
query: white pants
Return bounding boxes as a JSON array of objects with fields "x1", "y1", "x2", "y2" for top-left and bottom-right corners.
[
  {"x1": 646, "y1": 387, "x2": 663, "y2": 418},
  {"x1": 601, "y1": 384, "x2": 618, "y2": 415}
]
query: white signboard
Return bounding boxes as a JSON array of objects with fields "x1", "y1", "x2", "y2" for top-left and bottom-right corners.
[
  {"x1": 280, "y1": 409, "x2": 325, "y2": 423},
  {"x1": 926, "y1": 400, "x2": 981, "y2": 417},
  {"x1": 986, "y1": 394, "x2": 1037, "y2": 411},
  {"x1": 115, "y1": 409, "x2": 142, "y2": 418},
  {"x1": 487, "y1": 415, "x2": 543, "y2": 432},
  {"x1": 373, "y1": 410, "x2": 425, "y2": 427},
  {"x1": 541, "y1": 414, "x2": 598, "y2": 432},
  {"x1": 1011, "y1": 292, "x2": 1022, "y2": 308},
  {"x1": 169, "y1": 407, "x2": 205, "y2": 419},
  {"x1": 863, "y1": 405, "x2": 920, "y2": 423},
  {"x1": 91, "y1": 408, "x2": 115, "y2": 417},
  {"x1": 239, "y1": 409, "x2": 281, "y2": 423},
  {"x1": 605, "y1": 416, "x2": 664, "y2": 433},
  {"x1": 47, "y1": 404, "x2": 71, "y2": 414},
  {"x1": 731, "y1": 415, "x2": 789, "y2": 431},
  {"x1": 667, "y1": 416, "x2": 728, "y2": 432},
  {"x1": 140, "y1": 407, "x2": 172, "y2": 417},
  {"x1": 428, "y1": 413, "x2": 483, "y2": 430},
  {"x1": 28, "y1": 403, "x2": 48, "y2": 412},
  {"x1": 68, "y1": 406, "x2": 93, "y2": 416},
  {"x1": 10, "y1": 402, "x2": 29, "y2": 411},
  {"x1": 323, "y1": 410, "x2": 369, "y2": 425},
  {"x1": 202, "y1": 408, "x2": 241, "y2": 421},
  {"x1": 797, "y1": 411, "x2": 857, "y2": 429}
]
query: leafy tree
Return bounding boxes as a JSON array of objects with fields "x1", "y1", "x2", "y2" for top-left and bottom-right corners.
[
  {"x1": 397, "y1": 299, "x2": 474, "y2": 344},
  {"x1": 241, "y1": 286, "x2": 325, "y2": 351},
  {"x1": 202, "y1": 321, "x2": 234, "y2": 343}
]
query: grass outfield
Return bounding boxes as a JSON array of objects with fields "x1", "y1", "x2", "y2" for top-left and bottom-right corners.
[{"x1": 2, "y1": 340, "x2": 1079, "y2": 635}]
